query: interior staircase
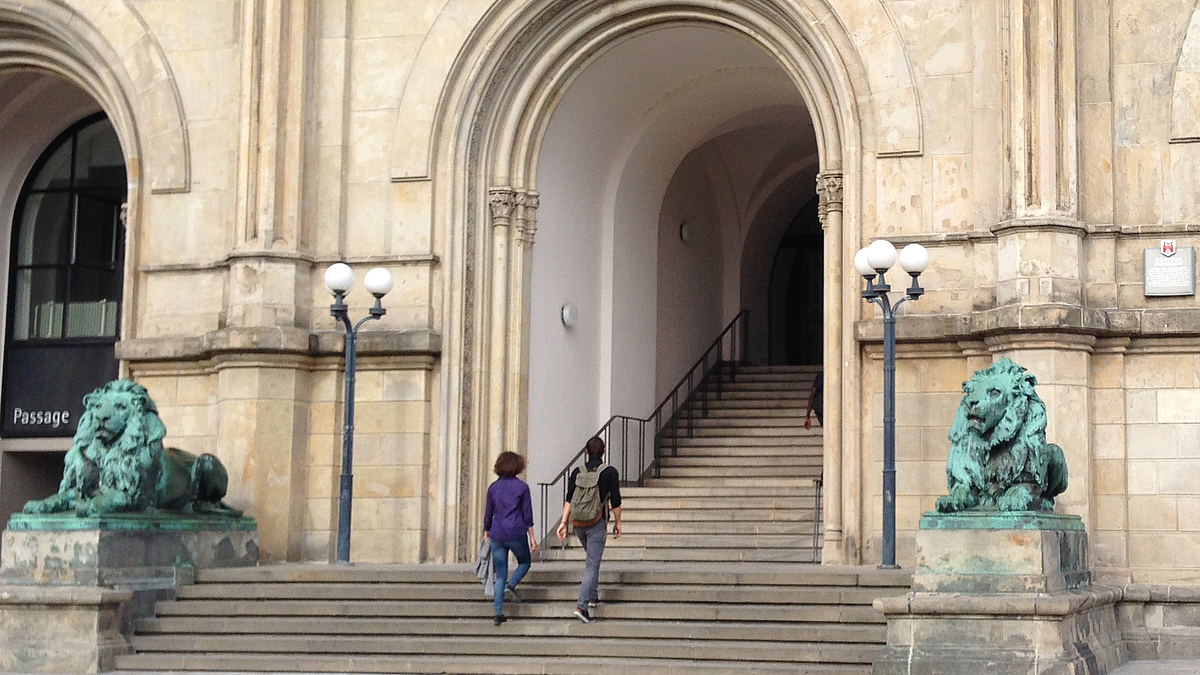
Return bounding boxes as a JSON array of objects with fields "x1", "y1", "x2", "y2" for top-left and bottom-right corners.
[
  {"x1": 541, "y1": 364, "x2": 825, "y2": 563},
  {"x1": 112, "y1": 562, "x2": 910, "y2": 674},
  {"x1": 111, "y1": 365, "x2": 916, "y2": 674}
]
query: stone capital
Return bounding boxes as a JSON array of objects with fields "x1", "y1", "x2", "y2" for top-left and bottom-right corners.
[
  {"x1": 816, "y1": 172, "x2": 843, "y2": 225},
  {"x1": 488, "y1": 188, "x2": 517, "y2": 226}
]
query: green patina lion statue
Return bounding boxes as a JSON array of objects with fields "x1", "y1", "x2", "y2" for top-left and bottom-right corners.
[
  {"x1": 22, "y1": 379, "x2": 241, "y2": 517},
  {"x1": 935, "y1": 358, "x2": 1068, "y2": 513}
]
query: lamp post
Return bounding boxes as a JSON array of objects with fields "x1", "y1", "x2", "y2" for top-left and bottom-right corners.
[
  {"x1": 854, "y1": 240, "x2": 928, "y2": 570},
  {"x1": 325, "y1": 263, "x2": 394, "y2": 564}
]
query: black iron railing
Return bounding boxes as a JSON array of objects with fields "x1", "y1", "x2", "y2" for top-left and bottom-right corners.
[{"x1": 538, "y1": 310, "x2": 749, "y2": 546}]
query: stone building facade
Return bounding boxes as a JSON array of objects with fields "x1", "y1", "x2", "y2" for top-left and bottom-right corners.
[{"x1": 0, "y1": 0, "x2": 1196, "y2": 585}]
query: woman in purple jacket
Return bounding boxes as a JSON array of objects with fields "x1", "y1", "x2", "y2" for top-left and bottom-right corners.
[{"x1": 484, "y1": 451, "x2": 538, "y2": 625}]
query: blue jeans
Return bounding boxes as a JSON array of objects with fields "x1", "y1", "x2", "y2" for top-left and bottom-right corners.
[
  {"x1": 490, "y1": 536, "x2": 531, "y2": 616},
  {"x1": 575, "y1": 519, "x2": 607, "y2": 609}
]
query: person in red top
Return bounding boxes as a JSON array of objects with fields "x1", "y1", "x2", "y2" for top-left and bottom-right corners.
[{"x1": 484, "y1": 451, "x2": 538, "y2": 626}]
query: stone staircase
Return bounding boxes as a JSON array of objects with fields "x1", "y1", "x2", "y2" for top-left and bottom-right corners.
[
  {"x1": 542, "y1": 365, "x2": 824, "y2": 563},
  {"x1": 110, "y1": 365, "x2": 897, "y2": 674},
  {"x1": 112, "y1": 562, "x2": 910, "y2": 674}
]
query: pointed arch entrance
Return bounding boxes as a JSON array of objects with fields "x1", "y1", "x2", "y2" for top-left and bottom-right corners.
[{"x1": 428, "y1": 0, "x2": 911, "y2": 564}]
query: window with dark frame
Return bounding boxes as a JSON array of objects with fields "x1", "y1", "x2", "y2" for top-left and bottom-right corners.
[{"x1": 2, "y1": 113, "x2": 127, "y2": 437}]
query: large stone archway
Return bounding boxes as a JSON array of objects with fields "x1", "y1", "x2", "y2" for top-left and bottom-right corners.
[{"x1": 427, "y1": 0, "x2": 904, "y2": 564}]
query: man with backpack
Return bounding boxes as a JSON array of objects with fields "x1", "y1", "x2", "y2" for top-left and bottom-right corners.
[{"x1": 556, "y1": 436, "x2": 622, "y2": 623}]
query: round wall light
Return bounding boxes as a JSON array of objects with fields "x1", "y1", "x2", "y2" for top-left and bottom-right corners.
[{"x1": 561, "y1": 303, "x2": 578, "y2": 328}]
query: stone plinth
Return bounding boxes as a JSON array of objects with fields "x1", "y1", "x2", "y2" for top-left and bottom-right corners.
[
  {"x1": 0, "y1": 586, "x2": 132, "y2": 674},
  {"x1": 0, "y1": 513, "x2": 258, "y2": 673},
  {"x1": 1, "y1": 513, "x2": 259, "y2": 587},
  {"x1": 916, "y1": 511, "x2": 1090, "y2": 593},
  {"x1": 874, "y1": 511, "x2": 1128, "y2": 675}
]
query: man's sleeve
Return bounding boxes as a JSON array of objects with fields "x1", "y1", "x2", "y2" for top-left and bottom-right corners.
[
  {"x1": 604, "y1": 467, "x2": 622, "y2": 508},
  {"x1": 564, "y1": 468, "x2": 577, "y2": 503}
]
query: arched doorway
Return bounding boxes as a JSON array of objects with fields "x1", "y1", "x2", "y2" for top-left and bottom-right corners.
[
  {"x1": 0, "y1": 73, "x2": 128, "y2": 533},
  {"x1": 430, "y1": 0, "x2": 893, "y2": 563}
]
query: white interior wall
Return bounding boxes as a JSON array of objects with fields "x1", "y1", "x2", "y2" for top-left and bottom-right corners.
[{"x1": 527, "y1": 26, "x2": 815, "y2": 497}]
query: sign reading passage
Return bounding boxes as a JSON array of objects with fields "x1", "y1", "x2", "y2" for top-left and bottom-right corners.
[
  {"x1": 1144, "y1": 244, "x2": 1196, "y2": 297},
  {"x1": 1, "y1": 342, "x2": 118, "y2": 437}
]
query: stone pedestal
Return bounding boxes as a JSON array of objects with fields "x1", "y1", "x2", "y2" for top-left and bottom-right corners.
[
  {"x1": 0, "y1": 513, "x2": 258, "y2": 673},
  {"x1": 873, "y1": 511, "x2": 1127, "y2": 675}
]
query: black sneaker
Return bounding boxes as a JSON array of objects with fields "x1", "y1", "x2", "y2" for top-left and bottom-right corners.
[
  {"x1": 587, "y1": 598, "x2": 598, "y2": 609},
  {"x1": 494, "y1": 614, "x2": 507, "y2": 626},
  {"x1": 504, "y1": 585, "x2": 522, "y2": 603},
  {"x1": 573, "y1": 606, "x2": 593, "y2": 623}
]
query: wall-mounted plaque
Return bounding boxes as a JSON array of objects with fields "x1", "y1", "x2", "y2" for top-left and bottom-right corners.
[{"x1": 1144, "y1": 240, "x2": 1196, "y2": 297}]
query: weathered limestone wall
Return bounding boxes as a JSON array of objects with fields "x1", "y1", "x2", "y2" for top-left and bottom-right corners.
[{"x1": 1, "y1": 0, "x2": 1198, "y2": 573}]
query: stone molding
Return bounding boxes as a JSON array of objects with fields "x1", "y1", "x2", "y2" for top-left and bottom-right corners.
[
  {"x1": 854, "y1": 306, "x2": 1200, "y2": 343},
  {"x1": 1171, "y1": 1, "x2": 1200, "y2": 143},
  {"x1": 0, "y1": 0, "x2": 191, "y2": 193},
  {"x1": 390, "y1": 0, "x2": 923, "y2": 181},
  {"x1": 115, "y1": 328, "x2": 442, "y2": 363},
  {"x1": 875, "y1": 586, "x2": 1123, "y2": 617}
]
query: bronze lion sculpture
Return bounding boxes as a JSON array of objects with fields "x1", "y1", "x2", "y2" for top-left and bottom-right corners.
[
  {"x1": 23, "y1": 379, "x2": 240, "y2": 517},
  {"x1": 935, "y1": 358, "x2": 1068, "y2": 513}
]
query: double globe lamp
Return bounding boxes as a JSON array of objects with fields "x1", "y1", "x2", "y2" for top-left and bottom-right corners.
[
  {"x1": 854, "y1": 240, "x2": 928, "y2": 570},
  {"x1": 324, "y1": 262, "x2": 394, "y2": 564}
]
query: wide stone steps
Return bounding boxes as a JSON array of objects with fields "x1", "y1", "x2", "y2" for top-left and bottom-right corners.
[
  {"x1": 115, "y1": 563, "x2": 910, "y2": 675},
  {"x1": 621, "y1": 519, "x2": 816, "y2": 534},
  {"x1": 658, "y1": 455, "x2": 820, "y2": 467},
  {"x1": 662, "y1": 435, "x2": 821, "y2": 447},
  {"x1": 621, "y1": 508, "x2": 815, "y2": 522},
  {"x1": 115, "y1": 654, "x2": 875, "y2": 675},
  {"x1": 657, "y1": 465, "x2": 817, "y2": 478},
  {"x1": 126, "y1": 635, "x2": 881, "y2": 664},
  {"x1": 538, "y1": 546, "x2": 820, "y2": 563},
  {"x1": 135, "y1": 616, "x2": 881, "y2": 642}
]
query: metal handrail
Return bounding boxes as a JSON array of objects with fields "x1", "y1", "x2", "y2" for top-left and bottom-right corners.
[{"x1": 538, "y1": 310, "x2": 749, "y2": 545}]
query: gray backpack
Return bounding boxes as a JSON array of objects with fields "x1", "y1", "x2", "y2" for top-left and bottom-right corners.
[{"x1": 570, "y1": 463, "x2": 608, "y2": 527}]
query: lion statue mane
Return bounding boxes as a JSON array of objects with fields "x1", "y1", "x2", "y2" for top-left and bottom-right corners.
[
  {"x1": 934, "y1": 358, "x2": 1068, "y2": 513},
  {"x1": 23, "y1": 379, "x2": 240, "y2": 517}
]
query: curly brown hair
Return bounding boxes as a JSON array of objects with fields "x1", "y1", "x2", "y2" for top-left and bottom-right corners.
[{"x1": 493, "y1": 451, "x2": 526, "y2": 477}]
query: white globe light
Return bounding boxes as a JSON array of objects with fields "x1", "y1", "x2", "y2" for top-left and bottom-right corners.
[
  {"x1": 865, "y1": 239, "x2": 897, "y2": 272},
  {"x1": 899, "y1": 243, "x2": 929, "y2": 275},
  {"x1": 364, "y1": 267, "x2": 394, "y2": 296},
  {"x1": 854, "y1": 248, "x2": 875, "y2": 278},
  {"x1": 324, "y1": 263, "x2": 354, "y2": 294}
]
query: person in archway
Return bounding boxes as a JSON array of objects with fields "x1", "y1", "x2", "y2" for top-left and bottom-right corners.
[
  {"x1": 556, "y1": 436, "x2": 622, "y2": 623},
  {"x1": 484, "y1": 451, "x2": 538, "y2": 626},
  {"x1": 804, "y1": 371, "x2": 823, "y2": 428}
]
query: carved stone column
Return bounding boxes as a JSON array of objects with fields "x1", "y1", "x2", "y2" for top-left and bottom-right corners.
[
  {"x1": 214, "y1": 0, "x2": 316, "y2": 562},
  {"x1": 992, "y1": 0, "x2": 1094, "y2": 531},
  {"x1": 817, "y1": 171, "x2": 847, "y2": 564},
  {"x1": 997, "y1": 0, "x2": 1084, "y2": 311},
  {"x1": 507, "y1": 192, "x2": 539, "y2": 457},
  {"x1": 487, "y1": 190, "x2": 517, "y2": 439}
]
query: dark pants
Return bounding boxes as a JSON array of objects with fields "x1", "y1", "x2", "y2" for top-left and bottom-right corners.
[{"x1": 490, "y1": 537, "x2": 531, "y2": 616}]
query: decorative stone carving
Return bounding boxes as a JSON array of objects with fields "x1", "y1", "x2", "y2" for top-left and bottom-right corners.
[
  {"x1": 21, "y1": 380, "x2": 240, "y2": 518},
  {"x1": 515, "y1": 191, "x2": 540, "y2": 245},
  {"x1": 816, "y1": 172, "x2": 843, "y2": 226},
  {"x1": 488, "y1": 188, "x2": 517, "y2": 226},
  {"x1": 935, "y1": 358, "x2": 1068, "y2": 513}
]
